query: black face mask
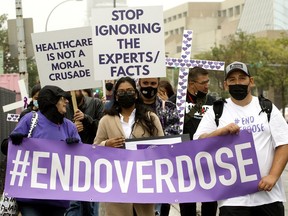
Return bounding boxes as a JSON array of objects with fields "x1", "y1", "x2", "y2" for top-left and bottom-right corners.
[
  {"x1": 140, "y1": 86, "x2": 157, "y2": 99},
  {"x1": 105, "y1": 83, "x2": 114, "y2": 91},
  {"x1": 229, "y1": 84, "x2": 248, "y2": 100},
  {"x1": 196, "y1": 90, "x2": 207, "y2": 99},
  {"x1": 117, "y1": 93, "x2": 136, "y2": 108}
]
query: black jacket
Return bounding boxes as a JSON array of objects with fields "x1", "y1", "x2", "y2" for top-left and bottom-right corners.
[{"x1": 66, "y1": 96, "x2": 104, "y2": 144}]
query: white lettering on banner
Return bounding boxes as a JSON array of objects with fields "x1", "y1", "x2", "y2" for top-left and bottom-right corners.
[
  {"x1": 176, "y1": 156, "x2": 196, "y2": 192},
  {"x1": 23, "y1": 143, "x2": 257, "y2": 193},
  {"x1": 31, "y1": 151, "x2": 49, "y2": 189},
  {"x1": 73, "y1": 156, "x2": 91, "y2": 192},
  {"x1": 50, "y1": 153, "x2": 71, "y2": 191},
  {"x1": 235, "y1": 142, "x2": 257, "y2": 182},
  {"x1": 137, "y1": 161, "x2": 153, "y2": 193},
  {"x1": 215, "y1": 148, "x2": 237, "y2": 186},
  {"x1": 155, "y1": 159, "x2": 175, "y2": 193},
  {"x1": 195, "y1": 152, "x2": 217, "y2": 190},
  {"x1": 114, "y1": 161, "x2": 133, "y2": 193},
  {"x1": 94, "y1": 159, "x2": 113, "y2": 193}
]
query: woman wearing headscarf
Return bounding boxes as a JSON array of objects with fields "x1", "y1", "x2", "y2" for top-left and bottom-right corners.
[
  {"x1": 94, "y1": 77, "x2": 164, "y2": 216},
  {"x1": 8, "y1": 85, "x2": 81, "y2": 216}
]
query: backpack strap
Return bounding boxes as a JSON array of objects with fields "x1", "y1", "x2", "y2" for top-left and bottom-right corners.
[
  {"x1": 213, "y1": 98, "x2": 226, "y2": 127},
  {"x1": 27, "y1": 111, "x2": 39, "y2": 138},
  {"x1": 258, "y1": 95, "x2": 272, "y2": 122}
]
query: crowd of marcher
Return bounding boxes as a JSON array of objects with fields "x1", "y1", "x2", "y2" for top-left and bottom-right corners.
[{"x1": 1, "y1": 62, "x2": 288, "y2": 216}]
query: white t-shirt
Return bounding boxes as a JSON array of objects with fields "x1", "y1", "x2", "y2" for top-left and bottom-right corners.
[{"x1": 194, "y1": 96, "x2": 288, "y2": 207}]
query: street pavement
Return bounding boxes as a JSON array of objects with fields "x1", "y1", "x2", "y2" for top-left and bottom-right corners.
[{"x1": 168, "y1": 165, "x2": 288, "y2": 216}]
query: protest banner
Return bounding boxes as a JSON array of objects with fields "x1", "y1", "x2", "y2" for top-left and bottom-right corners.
[
  {"x1": 91, "y1": 6, "x2": 166, "y2": 80},
  {"x1": 31, "y1": 27, "x2": 101, "y2": 91},
  {"x1": 5, "y1": 131, "x2": 261, "y2": 204}
]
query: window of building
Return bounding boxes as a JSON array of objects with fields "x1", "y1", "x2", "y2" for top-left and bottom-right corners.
[
  {"x1": 177, "y1": 46, "x2": 182, "y2": 53},
  {"x1": 168, "y1": 17, "x2": 171, "y2": 22},
  {"x1": 170, "y1": 30, "x2": 174, "y2": 35},
  {"x1": 175, "y1": 28, "x2": 179, "y2": 34},
  {"x1": 173, "y1": 15, "x2": 177, "y2": 20},
  {"x1": 164, "y1": 19, "x2": 167, "y2": 23},
  {"x1": 165, "y1": 32, "x2": 169, "y2": 36},
  {"x1": 235, "y1": 5, "x2": 240, "y2": 15},
  {"x1": 183, "y1": 12, "x2": 187, "y2": 17},
  {"x1": 229, "y1": 8, "x2": 233, "y2": 17},
  {"x1": 218, "y1": 10, "x2": 221, "y2": 17},
  {"x1": 178, "y1": 13, "x2": 182, "y2": 19},
  {"x1": 222, "y1": 10, "x2": 226, "y2": 17},
  {"x1": 180, "y1": 27, "x2": 184, "y2": 33}
]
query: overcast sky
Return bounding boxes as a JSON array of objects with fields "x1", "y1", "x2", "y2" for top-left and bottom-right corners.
[{"x1": 0, "y1": 0, "x2": 222, "y2": 32}]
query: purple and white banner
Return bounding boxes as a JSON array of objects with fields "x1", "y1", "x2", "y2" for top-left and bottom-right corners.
[{"x1": 5, "y1": 130, "x2": 261, "y2": 203}]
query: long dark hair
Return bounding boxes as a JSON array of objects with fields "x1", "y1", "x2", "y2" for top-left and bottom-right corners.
[{"x1": 105, "y1": 77, "x2": 158, "y2": 136}]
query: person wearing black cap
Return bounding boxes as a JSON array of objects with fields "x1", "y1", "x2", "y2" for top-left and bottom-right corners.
[
  {"x1": 7, "y1": 85, "x2": 81, "y2": 216},
  {"x1": 194, "y1": 61, "x2": 288, "y2": 216}
]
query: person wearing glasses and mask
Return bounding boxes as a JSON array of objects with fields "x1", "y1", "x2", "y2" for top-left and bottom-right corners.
[
  {"x1": 164, "y1": 67, "x2": 217, "y2": 216},
  {"x1": 94, "y1": 77, "x2": 164, "y2": 216}
]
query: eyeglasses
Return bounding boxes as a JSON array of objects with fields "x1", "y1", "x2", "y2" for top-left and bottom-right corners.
[
  {"x1": 116, "y1": 89, "x2": 136, "y2": 96},
  {"x1": 192, "y1": 80, "x2": 210, "y2": 85}
]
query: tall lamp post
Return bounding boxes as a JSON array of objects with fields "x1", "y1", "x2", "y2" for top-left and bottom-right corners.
[{"x1": 45, "y1": 0, "x2": 82, "y2": 32}]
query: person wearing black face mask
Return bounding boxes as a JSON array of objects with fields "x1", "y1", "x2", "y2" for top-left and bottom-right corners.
[
  {"x1": 167, "y1": 67, "x2": 217, "y2": 216},
  {"x1": 138, "y1": 78, "x2": 180, "y2": 137},
  {"x1": 138, "y1": 78, "x2": 181, "y2": 216},
  {"x1": 194, "y1": 61, "x2": 288, "y2": 216},
  {"x1": 94, "y1": 77, "x2": 164, "y2": 216}
]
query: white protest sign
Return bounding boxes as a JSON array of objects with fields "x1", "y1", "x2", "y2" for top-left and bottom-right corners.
[
  {"x1": 91, "y1": 6, "x2": 166, "y2": 80},
  {"x1": 31, "y1": 27, "x2": 100, "y2": 91}
]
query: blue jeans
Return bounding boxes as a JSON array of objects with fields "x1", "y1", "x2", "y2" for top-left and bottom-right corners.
[{"x1": 65, "y1": 201, "x2": 99, "y2": 216}]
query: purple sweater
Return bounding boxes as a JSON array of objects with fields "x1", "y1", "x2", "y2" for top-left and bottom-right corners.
[{"x1": 12, "y1": 111, "x2": 81, "y2": 208}]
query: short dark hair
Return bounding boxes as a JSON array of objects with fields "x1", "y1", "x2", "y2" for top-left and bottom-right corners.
[
  {"x1": 188, "y1": 67, "x2": 209, "y2": 82},
  {"x1": 159, "y1": 80, "x2": 174, "y2": 98},
  {"x1": 31, "y1": 84, "x2": 41, "y2": 97}
]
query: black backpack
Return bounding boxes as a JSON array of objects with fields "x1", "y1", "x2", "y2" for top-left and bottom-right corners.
[{"x1": 213, "y1": 95, "x2": 272, "y2": 126}]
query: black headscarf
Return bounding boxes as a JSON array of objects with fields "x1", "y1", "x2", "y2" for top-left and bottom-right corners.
[{"x1": 38, "y1": 85, "x2": 71, "y2": 124}]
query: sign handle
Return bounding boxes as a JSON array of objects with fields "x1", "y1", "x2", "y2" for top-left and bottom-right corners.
[
  {"x1": 70, "y1": 90, "x2": 78, "y2": 112},
  {"x1": 70, "y1": 90, "x2": 83, "y2": 132}
]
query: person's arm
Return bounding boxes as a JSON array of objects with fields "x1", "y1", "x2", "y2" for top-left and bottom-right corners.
[
  {"x1": 258, "y1": 144, "x2": 288, "y2": 191},
  {"x1": 198, "y1": 123, "x2": 240, "y2": 139},
  {"x1": 81, "y1": 98, "x2": 104, "y2": 133}
]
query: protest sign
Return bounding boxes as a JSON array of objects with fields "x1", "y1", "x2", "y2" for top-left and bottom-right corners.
[
  {"x1": 5, "y1": 131, "x2": 260, "y2": 203},
  {"x1": 31, "y1": 27, "x2": 101, "y2": 91},
  {"x1": 91, "y1": 6, "x2": 166, "y2": 80}
]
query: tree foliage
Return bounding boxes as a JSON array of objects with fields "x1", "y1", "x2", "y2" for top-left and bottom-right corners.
[{"x1": 195, "y1": 31, "x2": 288, "y2": 111}]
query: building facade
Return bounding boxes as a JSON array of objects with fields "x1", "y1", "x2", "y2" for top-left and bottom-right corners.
[{"x1": 164, "y1": 0, "x2": 288, "y2": 57}]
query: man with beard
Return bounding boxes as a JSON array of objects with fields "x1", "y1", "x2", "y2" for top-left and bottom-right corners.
[
  {"x1": 65, "y1": 90, "x2": 104, "y2": 216},
  {"x1": 161, "y1": 67, "x2": 217, "y2": 216},
  {"x1": 181, "y1": 66, "x2": 217, "y2": 216}
]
